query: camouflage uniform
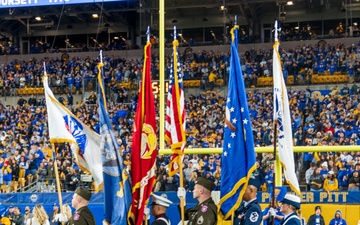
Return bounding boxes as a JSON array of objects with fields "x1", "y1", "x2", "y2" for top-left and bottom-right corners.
[
  {"x1": 185, "y1": 198, "x2": 217, "y2": 225},
  {"x1": 67, "y1": 206, "x2": 95, "y2": 225}
]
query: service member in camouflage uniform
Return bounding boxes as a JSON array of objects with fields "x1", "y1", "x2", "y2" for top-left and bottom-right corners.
[
  {"x1": 177, "y1": 177, "x2": 217, "y2": 225},
  {"x1": 67, "y1": 187, "x2": 95, "y2": 225}
]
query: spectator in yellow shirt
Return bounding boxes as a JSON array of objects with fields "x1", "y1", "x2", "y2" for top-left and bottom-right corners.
[
  {"x1": 41, "y1": 144, "x2": 52, "y2": 161},
  {"x1": 208, "y1": 70, "x2": 217, "y2": 91},
  {"x1": 323, "y1": 170, "x2": 339, "y2": 194},
  {"x1": 0, "y1": 216, "x2": 11, "y2": 225}
]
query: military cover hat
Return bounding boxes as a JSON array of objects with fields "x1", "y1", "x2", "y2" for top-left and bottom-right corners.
[
  {"x1": 195, "y1": 177, "x2": 215, "y2": 191},
  {"x1": 75, "y1": 187, "x2": 92, "y2": 201}
]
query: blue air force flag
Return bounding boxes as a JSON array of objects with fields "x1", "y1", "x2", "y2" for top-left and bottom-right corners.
[{"x1": 219, "y1": 26, "x2": 257, "y2": 219}]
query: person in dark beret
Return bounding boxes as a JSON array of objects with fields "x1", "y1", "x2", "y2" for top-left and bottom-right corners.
[
  {"x1": 68, "y1": 187, "x2": 95, "y2": 225},
  {"x1": 177, "y1": 177, "x2": 217, "y2": 225}
]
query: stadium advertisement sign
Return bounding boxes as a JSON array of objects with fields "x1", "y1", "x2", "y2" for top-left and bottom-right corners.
[
  {"x1": 0, "y1": 192, "x2": 358, "y2": 224},
  {"x1": 259, "y1": 191, "x2": 356, "y2": 203},
  {"x1": 0, "y1": 0, "x2": 122, "y2": 8},
  {"x1": 0, "y1": 191, "x2": 358, "y2": 205}
]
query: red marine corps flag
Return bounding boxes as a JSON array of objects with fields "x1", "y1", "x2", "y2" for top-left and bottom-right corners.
[{"x1": 130, "y1": 39, "x2": 158, "y2": 225}]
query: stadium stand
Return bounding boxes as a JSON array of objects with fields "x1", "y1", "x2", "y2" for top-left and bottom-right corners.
[{"x1": 0, "y1": 37, "x2": 359, "y2": 224}]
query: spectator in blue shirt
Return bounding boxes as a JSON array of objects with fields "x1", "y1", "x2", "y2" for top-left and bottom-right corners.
[
  {"x1": 307, "y1": 206, "x2": 325, "y2": 225},
  {"x1": 33, "y1": 144, "x2": 44, "y2": 167},
  {"x1": 293, "y1": 113, "x2": 302, "y2": 131},
  {"x1": 262, "y1": 200, "x2": 284, "y2": 225},
  {"x1": 67, "y1": 74, "x2": 75, "y2": 94},
  {"x1": 74, "y1": 74, "x2": 82, "y2": 94},
  {"x1": 329, "y1": 210, "x2": 347, "y2": 225},
  {"x1": 265, "y1": 163, "x2": 274, "y2": 191}
]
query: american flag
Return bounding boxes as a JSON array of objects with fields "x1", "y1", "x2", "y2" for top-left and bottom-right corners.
[{"x1": 165, "y1": 40, "x2": 186, "y2": 176}]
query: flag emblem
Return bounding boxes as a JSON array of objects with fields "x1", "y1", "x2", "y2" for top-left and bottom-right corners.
[
  {"x1": 140, "y1": 123, "x2": 157, "y2": 159},
  {"x1": 63, "y1": 115, "x2": 87, "y2": 154}
]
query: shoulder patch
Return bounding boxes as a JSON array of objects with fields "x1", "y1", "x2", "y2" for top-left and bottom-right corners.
[
  {"x1": 73, "y1": 213, "x2": 80, "y2": 221},
  {"x1": 249, "y1": 212, "x2": 259, "y2": 222},
  {"x1": 200, "y1": 206, "x2": 208, "y2": 213},
  {"x1": 197, "y1": 215, "x2": 204, "y2": 224}
]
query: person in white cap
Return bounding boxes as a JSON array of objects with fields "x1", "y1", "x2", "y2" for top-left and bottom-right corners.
[
  {"x1": 323, "y1": 170, "x2": 339, "y2": 194},
  {"x1": 151, "y1": 194, "x2": 173, "y2": 225},
  {"x1": 279, "y1": 194, "x2": 301, "y2": 225}
]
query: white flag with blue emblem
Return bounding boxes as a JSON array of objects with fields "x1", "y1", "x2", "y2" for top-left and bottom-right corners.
[
  {"x1": 273, "y1": 41, "x2": 300, "y2": 195},
  {"x1": 44, "y1": 76, "x2": 103, "y2": 191}
]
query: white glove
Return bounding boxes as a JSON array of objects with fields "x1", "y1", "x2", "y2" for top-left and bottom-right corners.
[
  {"x1": 269, "y1": 208, "x2": 276, "y2": 217},
  {"x1": 53, "y1": 213, "x2": 68, "y2": 223},
  {"x1": 143, "y1": 207, "x2": 150, "y2": 220},
  {"x1": 59, "y1": 213, "x2": 68, "y2": 222},
  {"x1": 177, "y1": 187, "x2": 186, "y2": 198},
  {"x1": 177, "y1": 187, "x2": 186, "y2": 206}
]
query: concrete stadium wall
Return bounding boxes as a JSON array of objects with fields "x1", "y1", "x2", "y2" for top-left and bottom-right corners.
[{"x1": 1, "y1": 192, "x2": 359, "y2": 225}]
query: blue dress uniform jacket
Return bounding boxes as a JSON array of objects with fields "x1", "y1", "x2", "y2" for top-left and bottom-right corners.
[
  {"x1": 151, "y1": 214, "x2": 171, "y2": 225},
  {"x1": 279, "y1": 212, "x2": 301, "y2": 225},
  {"x1": 233, "y1": 199, "x2": 262, "y2": 225}
]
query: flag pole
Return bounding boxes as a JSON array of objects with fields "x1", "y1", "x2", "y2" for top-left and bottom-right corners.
[
  {"x1": 229, "y1": 16, "x2": 236, "y2": 219},
  {"x1": 229, "y1": 19, "x2": 236, "y2": 225},
  {"x1": 158, "y1": 6, "x2": 166, "y2": 224},
  {"x1": 271, "y1": 126, "x2": 277, "y2": 223},
  {"x1": 146, "y1": 26, "x2": 150, "y2": 43},
  {"x1": 43, "y1": 60, "x2": 62, "y2": 213},
  {"x1": 141, "y1": 27, "x2": 151, "y2": 225},
  {"x1": 271, "y1": 20, "x2": 280, "y2": 225},
  {"x1": 43, "y1": 61, "x2": 64, "y2": 222},
  {"x1": 42, "y1": 62, "x2": 63, "y2": 213},
  {"x1": 273, "y1": 21, "x2": 283, "y2": 190},
  {"x1": 52, "y1": 144, "x2": 64, "y2": 217},
  {"x1": 159, "y1": 0, "x2": 165, "y2": 154},
  {"x1": 173, "y1": 25, "x2": 185, "y2": 225}
]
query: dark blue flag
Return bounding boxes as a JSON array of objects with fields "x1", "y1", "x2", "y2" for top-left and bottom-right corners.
[
  {"x1": 218, "y1": 26, "x2": 257, "y2": 220},
  {"x1": 97, "y1": 57, "x2": 132, "y2": 225}
]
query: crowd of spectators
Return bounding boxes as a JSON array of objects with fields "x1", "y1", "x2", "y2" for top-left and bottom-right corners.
[
  {"x1": 155, "y1": 86, "x2": 360, "y2": 193},
  {"x1": 0, "y1": 42, "x2": 359, "y2": 195},
  {"x1": 0, "y1": 41, "x2": 360, "y2": 99},
  {"x1": 0, "y1": 202, "x2": 72, "y2": 224},
  {"x1": 1, "y1": 86, "x2": 359, "y2": 194}
]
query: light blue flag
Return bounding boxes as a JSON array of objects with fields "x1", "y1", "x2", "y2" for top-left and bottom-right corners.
[
  {"x1": 97, "y1": 60, "x2": 132, "y2": 225},
  {"x1": 219, "y1": 25, "x2": 257, "y2": 220}
]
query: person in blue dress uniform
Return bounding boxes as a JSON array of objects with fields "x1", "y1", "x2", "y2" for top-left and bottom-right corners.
[
  {"x1": 279, "y1": 194, "x2": 301, "y2": 225},
  {"x1": 151, "y1": 194, "x2": 173, "y2": 225},
  {"x1": 233, "y1": 177, "x2": 262, "y2": 225}
]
